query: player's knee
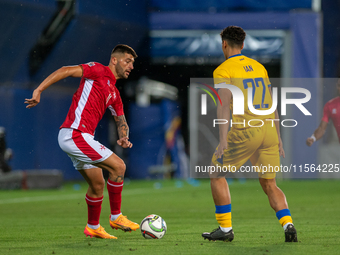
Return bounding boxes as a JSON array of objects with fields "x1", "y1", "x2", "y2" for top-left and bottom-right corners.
[
  {"x1": 103, "y1": 157, "x2": 126, "y2": 176},
  {"x1": 210, "y1": 177, "x2": 220, "y2": 183},
  {"x1": 259, "y1": 178, "x2": 276, "y2": 194},
  {"x1": 91, "y1": 178, "x2": 105, "y2": 195},
  {"x1": 210, "y1": 177, "x2": 227, "y2": 186},
  {"x1": 115, "y1": 159, "x2": 126, "y2": 176}
]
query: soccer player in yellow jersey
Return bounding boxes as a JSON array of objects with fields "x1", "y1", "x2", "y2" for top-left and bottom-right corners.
[{"x1": 202, "y1": 26, "x2": 298, "y2": 242}]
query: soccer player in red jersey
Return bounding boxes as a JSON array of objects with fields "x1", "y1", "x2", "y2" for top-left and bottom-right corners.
[
  {"x1": 306, "y1": 79, "x2": 340, "y2": 146},
  {"x1": 25, "y1": 44, "x2": 139, "y2": 239}
]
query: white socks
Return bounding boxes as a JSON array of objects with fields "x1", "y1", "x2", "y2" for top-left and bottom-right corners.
[
  {"x1": 220, "y1": 226, "x2": 233, "y2": 233},
  {"x1": 283, "y1": 222, "x2": 293, "y2": 231},
  {"x1": 87, "y1": 213, "x2": 123, "y2": 229},
  {"x1": 110, "y1": 213, "x2": 122, "y2": 221},
  {"x1": 87, "y1": 224, "x2": 100, "y2": 230}
]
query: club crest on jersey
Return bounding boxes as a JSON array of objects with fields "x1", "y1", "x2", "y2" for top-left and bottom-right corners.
[
  {"x1": 87, "y1": 62, "x2": 95, "y2": 67},
  {"x1": 332, "y1": 108, "x2": 337, "y2": 114}
]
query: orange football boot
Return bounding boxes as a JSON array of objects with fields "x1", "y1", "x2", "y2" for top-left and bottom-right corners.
[
  {"x1": 110, "y1": 215, "x2": 140, "y2": 232},
  {"x1": 84, "y1": 225, "x2": 117, "y2": 239}
]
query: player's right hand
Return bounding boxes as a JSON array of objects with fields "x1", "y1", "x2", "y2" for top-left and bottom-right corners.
[
  {"x1": 117, "y1": 137, "x2": 133, "y2": 148},
  {"x1": 25, "y1": 90, "x2": 41, "y2": 108},
  {"x1": 215, "y1": 141, "x2": 228, "y2": 159},
  {"x1": 278, "y1": 137, "x2": 285, "y2": 158},
  {"x1": 306, "y1": 137, "x2": 314, "y2": 147}
]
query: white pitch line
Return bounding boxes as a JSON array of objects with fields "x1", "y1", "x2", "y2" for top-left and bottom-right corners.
[
  {"x1": 0, "y1": 187, "x2": 176, "y2": 205},
  {"x1": 0, "y1": 193, "x2": 83, "y2": 205}
]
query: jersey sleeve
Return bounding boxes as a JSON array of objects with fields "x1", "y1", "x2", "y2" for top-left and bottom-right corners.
[
  {"x1": 80, "y1": 62, "x2": 103, "y2": 80},
  {"x1": 213, "y1": 66, "x2": 231, "y2": 90},
  {"x1": 108, "y1": 89, "x2": 124, "y2": 117},
  {"x1": 321, "y1": 102, "x2": 330, "y2": 123}
]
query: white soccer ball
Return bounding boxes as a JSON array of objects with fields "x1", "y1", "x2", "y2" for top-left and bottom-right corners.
[{"x1": 140, "y1": 214, "x2": 167, "y2": 239}]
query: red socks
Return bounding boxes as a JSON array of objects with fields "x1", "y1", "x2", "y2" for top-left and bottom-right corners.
[
  {"x1": 85, "y1": 194, "x2": 103, "y2": 225},
  {"x1": 107, "y1": 179, "x2": 124, "y2": 215},
  {"x1": 85, "y1": 179, "x2": 123, "y2": 226}
]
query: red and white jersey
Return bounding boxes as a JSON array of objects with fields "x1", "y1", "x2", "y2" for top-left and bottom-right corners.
[
  {"x1": 321, "y1": 96, "x2": 340, "y2": 142},
  {"x1": 60, "y1": 62, "x2": 124, "y2": 136}
]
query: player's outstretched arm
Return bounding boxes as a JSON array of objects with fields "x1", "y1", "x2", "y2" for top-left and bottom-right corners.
[
  {"x1": 306, "y1": 120, "x2": 328, "y2": 146},
  {"x1": 24, "y1": 65, "x2": 83, "y2": 108},
  {"x1": 114, "y1": 115, "x2": 133, "y2": 148}
]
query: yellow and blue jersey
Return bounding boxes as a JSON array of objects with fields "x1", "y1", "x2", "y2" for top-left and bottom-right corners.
[
  {"x1": 213, "y1": 54, "x2": 275, "y2": 128},
  {"x1": 211, "y1": 54, "x2": 279, "y2": 179}
]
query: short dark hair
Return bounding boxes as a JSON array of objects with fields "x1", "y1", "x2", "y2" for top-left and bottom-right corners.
[
  {"x1": 111, "y1": 44, "x2": 138, "y2": 58},
  {"x1": 220, "y1": 26, "x2": 246, "y2": 48}
]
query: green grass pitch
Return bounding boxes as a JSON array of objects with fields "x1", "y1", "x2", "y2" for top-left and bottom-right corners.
[{"x1": 0, "y1": 179, "x2": 339, "y2": 255}]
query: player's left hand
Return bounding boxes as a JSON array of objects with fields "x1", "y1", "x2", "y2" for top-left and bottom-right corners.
[
  {"x1": 278, "y1": 138, "x2": 285, "y2": 158},
  {"x1": 117, "y1": 137, "x2": 133, "y2": 148}
]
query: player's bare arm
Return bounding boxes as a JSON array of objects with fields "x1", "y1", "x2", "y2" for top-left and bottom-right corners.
[
  {"x1": 215, "y1": 88, "x2": 232, "y2": 159},
  {"x1": 274, "y1": 109, "x2": 285, "y2": 158},
  {"x1": 25, "y1": 65, "x2": 83, "y2": 108},
  {"x1": 306, "y1": 120, "x2": 328, "y2": 146},
  {"x1": 113, "y1": 115, "x2": 133, "y2": 148},
  {"x1": 269, "y1": 86, "x2": 285, "y2": 158}
]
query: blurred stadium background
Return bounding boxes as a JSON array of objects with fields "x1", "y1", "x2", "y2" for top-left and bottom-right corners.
[{"x1": 0, "y1": 0, "x2": 340, "y2": 183}]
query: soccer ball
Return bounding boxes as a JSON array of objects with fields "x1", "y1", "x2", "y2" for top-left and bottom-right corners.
[{"x1": 140, "y1": 214, "x2": 167, "y2": 239}]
